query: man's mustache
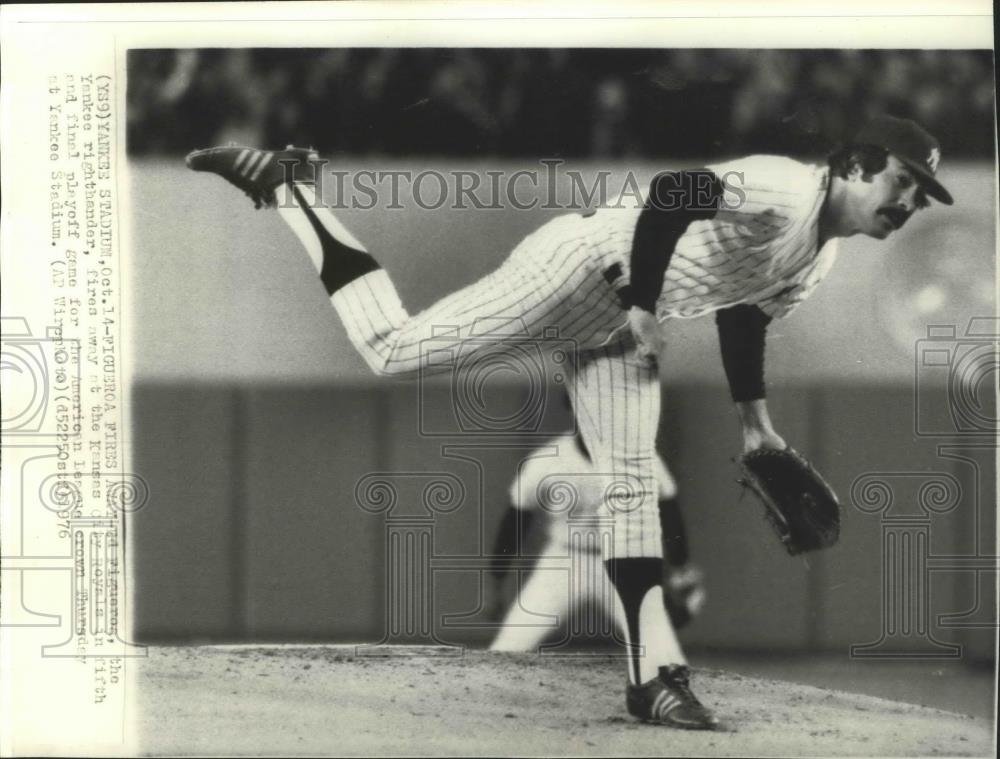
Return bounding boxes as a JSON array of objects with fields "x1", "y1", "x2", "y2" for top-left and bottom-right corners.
[{"x1": 878, "y1": 206, "x2": 911, "y2": 229}]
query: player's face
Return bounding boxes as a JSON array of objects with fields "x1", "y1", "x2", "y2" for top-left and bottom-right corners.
[{"x1": 846, "y1": 155, "x2": 930, "y2": 240}]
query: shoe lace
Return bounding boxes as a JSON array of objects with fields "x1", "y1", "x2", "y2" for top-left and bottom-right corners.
[{"x1": 661, "y1": 667, "x2": 700, "y2": 704}]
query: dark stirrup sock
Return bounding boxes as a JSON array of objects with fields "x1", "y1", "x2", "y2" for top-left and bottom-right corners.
[
  {"x1": 658, "y1": 497, "x2": 690, "y2": 568},
  {"x1": 289, "y1": 183, "x2": 381, "y2": 295},
  {"x1": 605, "y1": 557, "x2": 665, "y2": 683}
]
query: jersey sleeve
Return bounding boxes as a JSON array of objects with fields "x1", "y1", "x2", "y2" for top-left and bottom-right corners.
[
  {"x1": 628, "y1": 170, "x2": 724, "y2": 313},
  {"x1": 706, "y1": 155, "x2": 812, "y2": 235},
  {"x1": 756, "y1": 240, "x2": 839, "y2": 319}
]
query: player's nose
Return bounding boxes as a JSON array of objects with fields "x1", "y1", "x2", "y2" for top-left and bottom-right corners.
[{"x1": 896, "y1": 186, "x2": 920, "y2": 212}]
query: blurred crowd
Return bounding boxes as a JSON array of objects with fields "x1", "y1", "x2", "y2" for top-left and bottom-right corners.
[{"x1": 128, "y1": 49, "x2": 995, "y2": 158}]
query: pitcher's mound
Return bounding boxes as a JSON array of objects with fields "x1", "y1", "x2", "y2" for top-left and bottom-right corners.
[{"x1": 134, "y1": 646, "x2": 992, "y2": 756}]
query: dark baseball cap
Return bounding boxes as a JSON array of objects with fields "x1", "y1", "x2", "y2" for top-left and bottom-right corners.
[{"x1": 854, "y1": 115, "x2": 954, "y2": 205}]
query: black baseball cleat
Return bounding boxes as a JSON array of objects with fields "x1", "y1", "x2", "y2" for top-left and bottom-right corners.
[
  {"x1": 626, "y1": 665, "x2": 720, "y2": 730},
  {"x1": 185, "y1": 144, "x2": 320, "y2": 209}
]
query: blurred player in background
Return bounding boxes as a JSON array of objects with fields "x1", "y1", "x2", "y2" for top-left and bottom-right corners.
[{"x1": 489, "y1": 427, "x2": 705, "y2": 652}]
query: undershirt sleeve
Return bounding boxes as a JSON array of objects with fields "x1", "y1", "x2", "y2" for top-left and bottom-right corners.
[
  {"x1": 628, "y1": 169, "x2": 724, "y2": 313},
  {"x1": 715, "y1": 304, "x2": 772, "y2": 402}
]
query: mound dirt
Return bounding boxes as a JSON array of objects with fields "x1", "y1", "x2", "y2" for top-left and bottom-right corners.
[{"x1": 132, "y1": 646, "x2": 993, "y2": 757}]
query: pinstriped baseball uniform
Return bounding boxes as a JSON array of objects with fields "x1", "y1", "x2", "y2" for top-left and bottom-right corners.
[
  {"x1": 492, "y1": 434, "x2": 676, "y2": 651},
  {"x1": 329, "y1": 155, "x2": 838, "y2": 559},
  {"x1": 589, "y1": 156, "x2": 839, "y2": 322}
]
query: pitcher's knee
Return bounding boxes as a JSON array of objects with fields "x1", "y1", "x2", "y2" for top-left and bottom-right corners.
[
  {"x1": 352, "y1": 333, "x2": 415, "y2": 377},
  {"x1": 363, "y1": 352, "x2": 407, "y2": 377}
]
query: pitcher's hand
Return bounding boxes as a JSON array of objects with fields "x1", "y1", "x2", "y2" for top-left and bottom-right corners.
[{"x1": 628, "y1": 307, "x2": 663, "y2": 368}]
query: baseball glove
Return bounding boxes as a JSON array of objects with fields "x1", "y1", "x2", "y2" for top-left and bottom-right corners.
[{"x1": 737, "y1": 447, "x2": 841, "y2": 555}]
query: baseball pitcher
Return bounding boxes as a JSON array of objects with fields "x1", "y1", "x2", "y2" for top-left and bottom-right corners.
[{"x1": 187, "y1": 114, "x2": 952, "y2": 729}]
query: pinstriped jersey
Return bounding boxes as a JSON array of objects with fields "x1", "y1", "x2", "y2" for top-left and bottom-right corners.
[{"x1": 590, "y1": 155, "x2": 839, "y2": 321}]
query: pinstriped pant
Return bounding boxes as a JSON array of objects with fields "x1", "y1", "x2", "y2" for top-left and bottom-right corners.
[{"x1": 331, "y1": 213, "x2": 663, "y2": 558}]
